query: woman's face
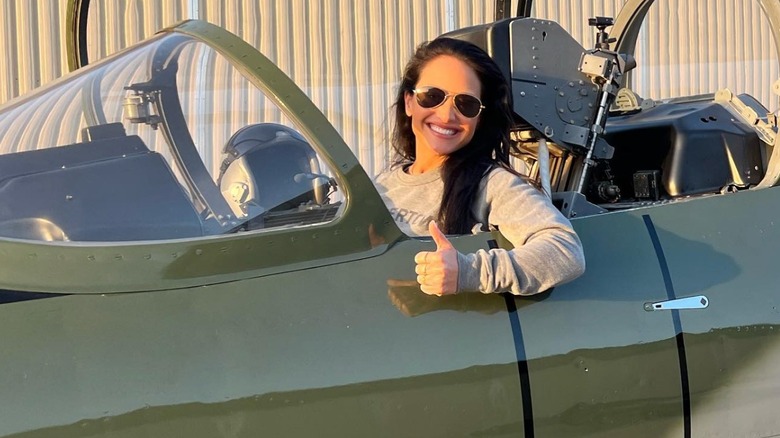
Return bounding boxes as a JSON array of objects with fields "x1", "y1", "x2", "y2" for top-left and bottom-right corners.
[{"x1": 404, "y1": 55, "x2": 481, "y2": 161}]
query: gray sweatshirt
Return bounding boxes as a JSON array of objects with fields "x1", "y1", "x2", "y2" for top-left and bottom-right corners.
[{"x1": 374, "y1": 165, "x2": 585, "y2": 295}]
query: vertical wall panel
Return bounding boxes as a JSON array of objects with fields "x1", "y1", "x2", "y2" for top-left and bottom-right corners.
[
  {"x1": 36, "y1": 2, "x2": 64, "y2": 90},
  {"x1": 14, "y1": 2, "x2": 41, "y2": 94},
  {"x1": 0, "y1": 1, "x2": 20, "y2": 103}
]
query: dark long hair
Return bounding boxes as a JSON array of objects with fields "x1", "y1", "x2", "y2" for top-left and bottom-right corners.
[{"x1": 391, "y1": 37, "x2": 519, "y2": 234}]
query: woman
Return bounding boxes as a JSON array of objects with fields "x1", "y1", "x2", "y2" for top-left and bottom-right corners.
[{"x1": 375, "y1": 37, "x2": 585, "y2": 296}]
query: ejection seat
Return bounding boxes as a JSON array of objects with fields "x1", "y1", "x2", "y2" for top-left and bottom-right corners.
[{"x1": 218, "y1": 123, "x2": 334, "y2": 230}]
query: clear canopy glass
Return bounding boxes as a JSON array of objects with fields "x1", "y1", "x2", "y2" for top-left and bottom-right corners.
[{"x1": 0, "y1": 32, "x2": 342, "y2": 242}]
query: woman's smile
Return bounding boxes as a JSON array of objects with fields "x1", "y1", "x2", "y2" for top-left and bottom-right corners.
[{"x1": 428, "y1": 123, "x2": 459, "y2": 137}]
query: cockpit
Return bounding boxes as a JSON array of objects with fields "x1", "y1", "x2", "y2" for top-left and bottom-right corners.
[
  {"x1": 446, "y1": 13, "x2": 779, "y2": 217},
  {"x1": 0, "y1": 30, "x2": 345, "y2": 241}
]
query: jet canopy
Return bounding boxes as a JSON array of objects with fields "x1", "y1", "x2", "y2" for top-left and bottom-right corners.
[{"x1": 0, "y1": 23, "x2": 349, "y2": 242}]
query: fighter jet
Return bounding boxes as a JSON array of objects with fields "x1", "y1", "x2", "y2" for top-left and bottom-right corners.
[{"x1": 0, "y1": 1, "x2": 779, "y2": 437}]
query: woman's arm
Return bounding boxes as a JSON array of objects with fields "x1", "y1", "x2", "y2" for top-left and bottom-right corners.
[{"x1": 456, "y1": 169, "x2": 585, "y2": 295}]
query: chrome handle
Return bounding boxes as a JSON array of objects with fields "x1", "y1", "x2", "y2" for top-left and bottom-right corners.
[{"x1": 644, "y1": 295, "x2": 709, "y2": 311}]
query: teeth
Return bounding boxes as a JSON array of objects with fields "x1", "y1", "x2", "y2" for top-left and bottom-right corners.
[{"x1": 429, "y1": 124, "x2": 456, "y2": 136}]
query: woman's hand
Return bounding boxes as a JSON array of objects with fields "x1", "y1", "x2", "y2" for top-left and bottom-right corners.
[{"x1": 415, "y1": 221, "x2": 459, "y2": 296}]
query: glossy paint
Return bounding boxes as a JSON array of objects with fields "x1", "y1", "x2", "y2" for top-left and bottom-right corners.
[{"x1": 5, "y1": 187, "x2": 780, "y2": 437}]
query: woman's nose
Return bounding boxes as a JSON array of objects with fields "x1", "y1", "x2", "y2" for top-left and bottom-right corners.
[{"x1": 433, "y1": 96, "x2": 457, "y2": 121}]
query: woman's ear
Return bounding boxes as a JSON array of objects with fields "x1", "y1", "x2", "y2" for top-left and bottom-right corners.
[{"x1": 404, "y1": 92, "x2": 413, "y2": 117}]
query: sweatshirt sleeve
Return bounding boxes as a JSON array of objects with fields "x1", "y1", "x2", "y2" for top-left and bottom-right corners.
[{"x1": 456, "y1": 169, "x2": 585, "y2": 295}]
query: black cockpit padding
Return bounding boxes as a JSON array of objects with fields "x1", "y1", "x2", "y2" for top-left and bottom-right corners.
[
  {"x1": 603, "y1": 101, "x2": 764, "y2": 197},
  {"x1": 0, "y1": 135, "x2": 149, "y2": 182},
  {"x1": 81, "y1": 122, "x2": 127, "y2": 142},
  {"x1": 0, "y1": 135, "x2": 203, "y2": 241}
]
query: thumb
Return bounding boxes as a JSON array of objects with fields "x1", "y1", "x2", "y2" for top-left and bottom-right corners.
[{"x1": 429, "y1": 221, "x2": 453, "y2": 250}]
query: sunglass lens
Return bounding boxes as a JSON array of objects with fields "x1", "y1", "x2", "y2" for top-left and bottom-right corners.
[
  {"x1": 417, "y1": 88, "x2": 446, "y2": 108},
  {"x1": 454, "y1": 94, "x2": 482, "y2": 118}
]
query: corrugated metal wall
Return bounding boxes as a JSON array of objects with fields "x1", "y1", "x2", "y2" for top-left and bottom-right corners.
[
  {"x1": 533, "y1": 0, "x2": 624, "y2": 44},
  {"x1": 0, "y1": 1, "x2": 69, "y2": 103},
  {"x1": 631, "y1": 0, "x2": 779, "y2": 102},
  {"x1": 529, "y1": 0, "x2": 779, "y2": 105},
  {"x1": 1, "y1": 0, "x2": 778, "y2": 177}
]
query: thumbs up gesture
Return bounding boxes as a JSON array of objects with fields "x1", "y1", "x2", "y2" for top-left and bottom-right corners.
[{"x1": 414, "y1": 221, "x2": 459, "y2": 296}]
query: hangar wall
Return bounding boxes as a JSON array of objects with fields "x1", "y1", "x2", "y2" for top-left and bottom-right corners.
[{"x1": 0, "y1": 0, "x2": 777, "y2": 177}]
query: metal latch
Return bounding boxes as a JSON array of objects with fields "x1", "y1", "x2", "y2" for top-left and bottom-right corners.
[{"x1": 644, "y1": 295, "x2": 709, "y2": 311}]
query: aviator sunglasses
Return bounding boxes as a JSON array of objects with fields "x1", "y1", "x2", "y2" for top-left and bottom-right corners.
[{"x1": 412, "y1": 86, "x2": 485, "y2": 118}]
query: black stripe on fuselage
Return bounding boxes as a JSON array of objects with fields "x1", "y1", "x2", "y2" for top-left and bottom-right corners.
[
  {"x1": 488, "y1": 239, "x2": 535, "y2": 437},
  {"x1": 0, "y1": 289, "x2": 64, "y2": 304},
  {"x1": 503, "y1": 293, "x2": 535, "y2": 437},
  {"x1": 643, "y1": 214, "x2": 692, "y2": 438}
]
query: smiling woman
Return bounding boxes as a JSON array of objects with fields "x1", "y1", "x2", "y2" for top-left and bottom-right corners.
[{"x1": 374, "y1": 37, "x2": 586, "y2": 297}]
